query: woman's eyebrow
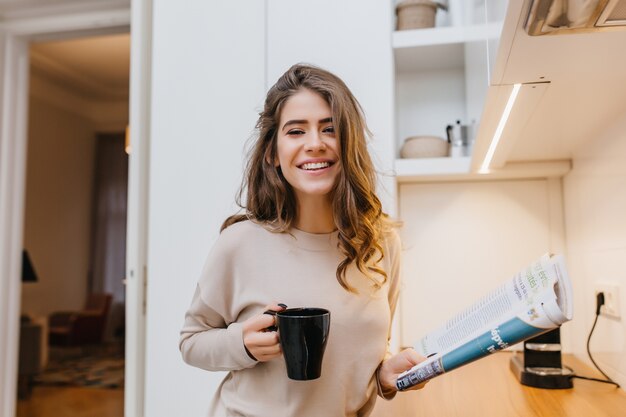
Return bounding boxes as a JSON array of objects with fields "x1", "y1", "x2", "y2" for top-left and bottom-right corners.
[
  {"x1": 282, "y1": 119, "x2": 307, "y2": 131},
  {"x1": 281, "y1": 117, "x2": 333, "y2": 131}
]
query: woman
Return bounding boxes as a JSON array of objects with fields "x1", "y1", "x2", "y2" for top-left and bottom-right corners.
[{"x1": 180, "y1": 63, "x2": 426, "y2": 416}]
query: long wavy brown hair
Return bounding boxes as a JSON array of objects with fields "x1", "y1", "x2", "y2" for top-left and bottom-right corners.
[{"x1": 222, "y1": 63, "x2": 391, "y2": 292}]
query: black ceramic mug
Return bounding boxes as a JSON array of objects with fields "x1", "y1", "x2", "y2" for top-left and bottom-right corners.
[{"x1": 264, "y1": 307, "x2": 331, "y2": 380}]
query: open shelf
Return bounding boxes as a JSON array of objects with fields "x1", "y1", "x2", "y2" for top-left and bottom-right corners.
[
  {"x1": 395, "y1": 158, "x2": 572, "y2": 183},
  {"x1": 393, "y1": 22, "x2": 503, "y2": 73},
  {"x1": 393, "y1": 18, "x2": 504, "y2": 179},
  {"x1": 395, "y1": 157, "x2": 471, "y2": 181},
  {"x1": 393, "y1": 22, "x2": 503, "y2": 48}
]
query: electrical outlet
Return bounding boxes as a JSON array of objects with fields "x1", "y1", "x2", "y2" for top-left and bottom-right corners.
[{"x1": 594, "y1": 282, "x2": 621, "y2": 319}]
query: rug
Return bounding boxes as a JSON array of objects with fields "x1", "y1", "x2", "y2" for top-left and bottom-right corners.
[{"x1": 34, "y1": 348, "x2": 125, "y2": 389}]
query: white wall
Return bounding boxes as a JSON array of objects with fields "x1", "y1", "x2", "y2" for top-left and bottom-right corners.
[
  {"x1": 20, "y1": 94, "x2": 96, "y2": 318},
  {"x1": 563, "y1": 109, "x2": 626, "y2": 388},
  {"x1": 145, "y1": 2, "x2": 265, "y2": 416},
  {"x1": 397, "y1": 179, "x2": 567, "y2": 348},
  {"x1": 267, "y1": 0, "x2": 395, "y2": 213},
  {"x1": 396, "y1": 69, "x2": 465, "y2": 154}
]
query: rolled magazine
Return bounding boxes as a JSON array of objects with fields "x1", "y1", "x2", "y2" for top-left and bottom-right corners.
[{"x1": 396, "y1": 254, "x2": 573, "y2": 391}]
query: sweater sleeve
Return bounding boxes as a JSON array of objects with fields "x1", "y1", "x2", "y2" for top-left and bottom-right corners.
[
  {"x1": 376, "y1": 229, "x2": 402, "y2": 400},
  {"x1": 179, "y1": 228, "x2": 258, "y2": 372},
  {"x1": 179, "y1": 285, "x2": 257, "y2": 371}
]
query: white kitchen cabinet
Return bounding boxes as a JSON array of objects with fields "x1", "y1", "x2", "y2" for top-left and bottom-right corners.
[
  {"x1": 392, "y1": 1, "x2": 506, "y2": 179},
  {"x1": 471, "y1": 0, "x2": 626, "y2": 173}
]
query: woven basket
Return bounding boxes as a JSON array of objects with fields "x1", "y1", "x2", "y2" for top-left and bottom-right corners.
[
  {"x1": 400, "y1": 136, "x2": 449, "y2": 158},
  {"x1": 396, "y1": 0, "x2": 438, "y2": 30}
]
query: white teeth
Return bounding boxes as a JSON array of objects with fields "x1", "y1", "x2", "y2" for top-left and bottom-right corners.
[{"x1": 301, "y1": 162, "x2": 330, "y2": 170}]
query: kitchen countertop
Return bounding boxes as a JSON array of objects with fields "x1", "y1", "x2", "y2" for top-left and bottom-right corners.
[{"x1": 371, "y1": 351, "x2": 626, "y2": 417}]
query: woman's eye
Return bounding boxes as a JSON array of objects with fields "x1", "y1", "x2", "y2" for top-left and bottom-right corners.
[
  {"x1": 287, "y1": 129, "x2": 305, "y2": 136},
  {"x1": 323, "y1": 126, "x2": 335, "y2": 134}
]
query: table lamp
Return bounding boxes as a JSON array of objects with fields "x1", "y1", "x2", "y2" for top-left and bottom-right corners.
[{"x1": 22, "y1": 250, "x2": 38, "y2": 283}]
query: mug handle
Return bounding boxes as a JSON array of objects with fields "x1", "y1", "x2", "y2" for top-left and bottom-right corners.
[
  {"x1": 263, "y1": 303, "x2": 287, "y2": 332},
  {"x1": 263, "y1": 310, "x2": 278, "y2": 332}
]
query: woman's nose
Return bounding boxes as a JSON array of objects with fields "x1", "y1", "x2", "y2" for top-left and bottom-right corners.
[{"x1": 304, "y1": 131, "x2": 327, "y2": 152}]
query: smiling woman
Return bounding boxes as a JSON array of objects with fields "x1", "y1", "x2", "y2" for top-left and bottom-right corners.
[
  {"x1": 223, "y1": 63, "x2": 388, "y2": 291},
  {"x1": 179, "y1": 63, "x2": 429, "y2": 417},
  {"x1": 275, "y1": 89, "x2": 340, "y2": 226}
]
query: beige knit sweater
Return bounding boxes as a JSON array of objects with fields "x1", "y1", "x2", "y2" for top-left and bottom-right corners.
[{"x1": 180, "y1": 220, "x2": 401, "y2": 417}]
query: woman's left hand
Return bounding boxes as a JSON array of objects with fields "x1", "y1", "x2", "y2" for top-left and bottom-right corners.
[{"x1": 378, "y1": 348, "x2": 428, "y2": 396}]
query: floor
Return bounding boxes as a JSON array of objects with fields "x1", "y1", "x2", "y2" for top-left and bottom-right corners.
[
  {"x1": 16, "y1": 343, "x2": 124, "y2": 417},
  {"x1": 16, "y1": 386, "x2": 123, "y2": 417}
]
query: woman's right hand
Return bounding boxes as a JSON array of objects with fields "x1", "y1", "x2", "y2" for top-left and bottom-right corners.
[{"x1": 242, "y1": 303, "x2": 286, "y2": 362}]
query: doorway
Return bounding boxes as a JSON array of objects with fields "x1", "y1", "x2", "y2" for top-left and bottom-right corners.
[
  {"x1": 0, "y1": 3, "x2": 150, "y2": 417},
  {"x1": 15, "y1": 33, "x2": 129, "y2": 416}
]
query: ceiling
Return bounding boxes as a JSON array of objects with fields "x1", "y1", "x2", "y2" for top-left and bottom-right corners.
[{"x1": 30, "y1": 32, "x2": 130, "y2": 100}]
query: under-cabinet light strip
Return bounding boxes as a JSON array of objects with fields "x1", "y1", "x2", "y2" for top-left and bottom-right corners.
[{"x1": 479, "y1": 83, "x2": 522, "y2": 174}]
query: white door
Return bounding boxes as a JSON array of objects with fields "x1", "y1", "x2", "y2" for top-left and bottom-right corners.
[
  {"x1": 125, "y1": 1, "x2": 152, "y2": 416},
  {"x1": 0, "y1": 3, "x2": 134, "y2": 417}
]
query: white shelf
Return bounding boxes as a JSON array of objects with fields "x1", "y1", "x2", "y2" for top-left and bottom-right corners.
[
  {"x1": 395, "y1": 157, "x2": 471, "y2": 180},
  {"x1": 395, "y1": 159, "x2": 572, "y2": 183},
  {"x1": 393, "y1": 22, "x2": 503, "y2": 49},
  {"x1": 392, "y1": 20, "x2": 505, "y2": 182},
  {"x1": 393, "y1": 22, "x2": 503, "y2": 73}
]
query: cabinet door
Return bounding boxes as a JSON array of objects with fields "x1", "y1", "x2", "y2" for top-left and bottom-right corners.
[
  {"x1": 398, "y1": 179, "x2": 562, "y2": 347},
  {"x1": 266, "y1": 0, "x2": 396, "y2": 212}
]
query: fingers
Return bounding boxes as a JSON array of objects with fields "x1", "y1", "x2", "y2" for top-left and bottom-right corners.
[
  {"x1": 402, "y1": 348, "x2": 427, "y2": 367},
  {"x1": 378, "y1": 349, "x2": 431, "y2": 394},
  {"x1": 242, "y1": 314, "x2": 273, "y2": 333},
  {"x1": 266, "y1": 302, "x2": 288, "y2": 312},
  {"x1": 253, "y1": 349, "x2": 282, "y2": 362},
  {"x1": 242, "y1": 303, "x2": 287, "y2": 362},
  {"x1": 399, "y1": 349, "x2": 429, "y2": 391},
  {"x1": 244, "y1": 326, "x2": 281, "y2": 361},
  {"x1": 387, "y1": 348, "x2": 426, "y2": 373},
  {"x1": 251, "y1": 344, "x2": 282, "y2": 359},
  {"x1": 243, "y1": 303, "x2": 286, "y2": 333},
  {"x1": 246, "y1": 328, "x2": 279, "y2": 347},
  {"x1": 262, "y1": 303, "x2": 287, "y2": 331}
]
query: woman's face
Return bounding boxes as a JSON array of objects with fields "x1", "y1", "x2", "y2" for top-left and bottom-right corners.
[{"x1": 275, "y1": 88, "x2": 341, "y2": 203}]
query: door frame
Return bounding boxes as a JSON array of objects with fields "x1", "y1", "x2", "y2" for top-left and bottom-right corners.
[{"x1": 0, "y1": 2, "x2": 152, "y2": 416}]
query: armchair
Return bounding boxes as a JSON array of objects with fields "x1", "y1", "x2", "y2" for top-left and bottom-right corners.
[
  {"x1": 18, "y1": 315, "x2": 43, "y2": 399},
  {"x1": 48, "y1": 293, "x2": 113, "y2": 346}
]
